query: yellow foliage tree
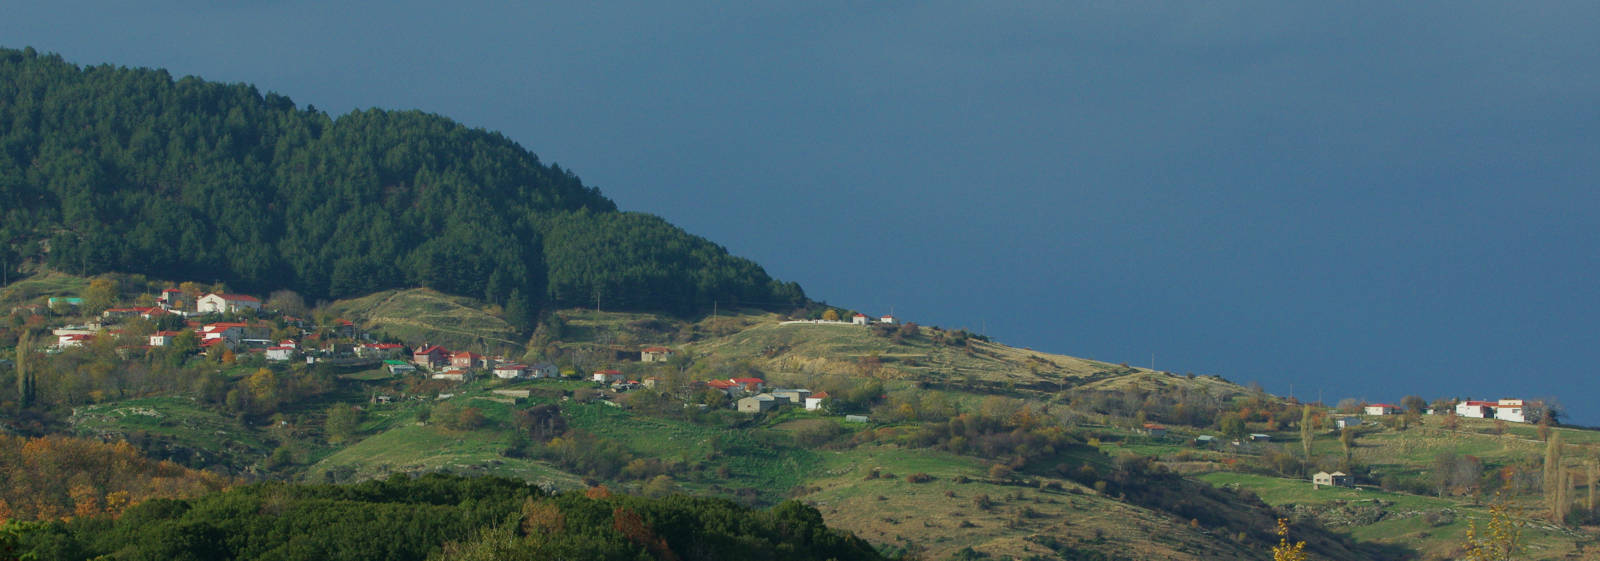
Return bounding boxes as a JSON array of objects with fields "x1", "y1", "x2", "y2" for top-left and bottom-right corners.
[
  {"x1": 1463, "y1": 496, "x2": 1522, "y2": 561},
  {"x1": 1272, "y1": 518, "x2": 1308, "y2": 561},
  {"x1": 821, "y1": 309, "x2": 840, "y2": 321},
  {"x1": 83, "y1": 277, "x2": 119, "y2": 314}
]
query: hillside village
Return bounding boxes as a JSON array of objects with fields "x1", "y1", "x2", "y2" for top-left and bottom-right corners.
[
  {"x1": 5, "y1": 276, "x2": 1593, "y2": 560},
  {"x1": 21, "y1": 283, "x2": 1555, "y2": 425},
  {"x1": 24, "y1": 285, "x2": 874, "y2": 419}
]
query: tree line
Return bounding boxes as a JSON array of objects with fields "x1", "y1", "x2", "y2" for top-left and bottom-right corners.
[{"x1": 4, "y1": 472, "x2": 885, "y2": 561}]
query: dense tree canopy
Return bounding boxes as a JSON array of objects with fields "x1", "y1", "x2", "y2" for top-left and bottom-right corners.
[
  {"x1": 0, "y1": 47, "x2": 805, "y2": 325},
  {"x1": 10, "y1": 473, "x2": 885, "y2": 561}
]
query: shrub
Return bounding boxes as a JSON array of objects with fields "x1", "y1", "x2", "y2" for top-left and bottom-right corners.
[{"x1": 906, "y1": 473, "x2": 934, "y2": 483}]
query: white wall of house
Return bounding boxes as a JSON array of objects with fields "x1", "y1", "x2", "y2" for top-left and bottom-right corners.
[{"x1": 197, "y1": 294, "x2": 261, "y2": 314}]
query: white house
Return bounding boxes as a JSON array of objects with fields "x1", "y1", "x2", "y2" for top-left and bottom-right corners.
[
  {"x1": 592, "y1": 369, "x2": 625, "y2": 384},
  {"x1": 149, "y1": 331, "x2": 183, "y2": 347},
  {"x1": 57, "y1": 333, "x2": 92, "y2": 348},
  {"x1": 196, "y1": 293, "x2": 262, "y2": 314},
  {"x1": 851, "y1": 313, "x2": 869, "y2": 325},
  {"x1": 641, "y1": 346, "x2": 674, "y2": 363},
  {"x1": 528, "y1": 362, "x2": 557, "y2": 379},
  {"x1": 431, "y1": 369, "x2": 470, "y2": 382},
  {"x1": 804, "y1": 391, "x2": 830, "y2": 411},
  {"x1": 1456, "y1": 400, "x2": 1495, "y2": 419},
  {"x1": 158, "y1": 288, "x2": 186, "y2": 309},
  {"x1": 1335, "y1": 416, "x2": 1362, "y2": 430},
  {"x1": 198, "y1": 322, "x2": 248, "y2": 343},
  {"x1": 1313, "y1": 471, "x2": 1353, "y2": 489},
  {"x1": 265, "y1": 346, "x2": 296, "y2": 361},
  {"x1": 1494, "y1": 399, "x2": 1528, "y2": 423},
  {"x1": 493, "y1": 364, "x2": 529, "y2": 379},
  {"x1": 878, "y1": 315, "x2": 896, "y2": 324},
  {"x1": 1364, "y1": 403, "x2": 1401, "y2": 416}
]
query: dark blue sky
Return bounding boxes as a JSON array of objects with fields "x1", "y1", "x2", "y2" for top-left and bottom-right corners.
[{"x1": 6, "y1": 3, "x2": 1597, "y2": 421}]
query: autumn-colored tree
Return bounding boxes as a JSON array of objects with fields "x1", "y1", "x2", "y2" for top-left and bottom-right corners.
[
  {"x1": 1463, "y1": 495, "x2": 1522, "y2": 561},
  {"x1": 69, "y1": 485, "x2": 99, "y2": 519},
  {"x1": 613, "y1": 507, "x2": 678, "y2": 561},
  {"x1": 1545, "y1": 431, "x2": 1563, "y2": 521},
  {"x1": 1272, "y1": 518, "x2": 1308, "y2": 561},
  {"x1": 83, "y1": 277, "x2": 119, "y2": 314},
  {"x1": 1442, "y1": 412, "x2": 1460, "y2": 435},
  {"x1": 0, "y1": 434, "x2": 232, "y2": 521},
  {"x1": 1401, "y1": 395, "x2": 1427, "y2": 415},
  {"x1": 584, "y1": 485, "x2": 613, "y2": 499},
  {"x1": 821, "y1": 309, "x2": 840, "y2": 321},
  {"x1": 1219, "y1": 413, "x2": 1247, "y2": 439},
  {"x1": 173, "y1": 282, "x2": 201, "y2": 310},
  {"x1": 1299, "y1": 405, "x2": 1315, "y2": 460},
  {"x1": 265, "y1": 289, "x2": 308, "y2": 316},
  {"x1": 521, "y1": 497, "x2": 566, "y2": 535}
]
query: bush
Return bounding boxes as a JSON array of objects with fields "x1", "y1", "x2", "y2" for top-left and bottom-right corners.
[
  {"x1": 1423, "y1": 510, "x2": 1455, "y2": 527},
  {"x1": 906, "y1": 473, "x2": 934, "y2": 483},
  {"x1": 988, "y1": 464, "x2": 1014, "y2": 480}
]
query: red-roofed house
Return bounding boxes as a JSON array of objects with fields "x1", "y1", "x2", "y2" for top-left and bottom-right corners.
[
  {"x1": 358, "y1": 343, "x2": 406, "y2": 359},
  {"x1": 197, "y1": 293, "x2": 262, "y2": 314},
  {"x1": 159, "y1": 288, "x2": 186, "y2": 309},
  {"x1": 1141, "y1": 423, "x2": 1168, "y2": 437},
  {"x1": 706, "y1": 379, "x2": 740, "y2": 394},
  {"x1": 851, "y1": 313, "x2": 869, "y2": 325},
  {"x1": 641, "y1": 346, "x2": 675, "y2": 363},
  {"x1": 879, "y1": 315, "x2": 896, "y2": 324},
  {"x1": 451, "y1": 351, "x2": 487, "y2": 370},
  {"x1": 413, "y1": 345, "x2": 450, "y2": 370},
  {"x1": 1363, "y1": 403, "x2": 1401, "y2": 416}
]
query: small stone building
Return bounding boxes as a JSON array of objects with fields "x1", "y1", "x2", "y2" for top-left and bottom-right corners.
[
  {"x1": 737, "y1": 394, "x2": 778, "y2": 413},
  {"x1": 1312, "y1": 471, "x2": 1353, "y2": 489}
]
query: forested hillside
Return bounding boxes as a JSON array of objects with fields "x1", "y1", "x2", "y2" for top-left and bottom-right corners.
[
  {"x1": 0, "y1": 47, "x2": 805, "y2": 326},
  {"x1": 8, "y1": 473, "x2": 884, "y2": 561}
]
